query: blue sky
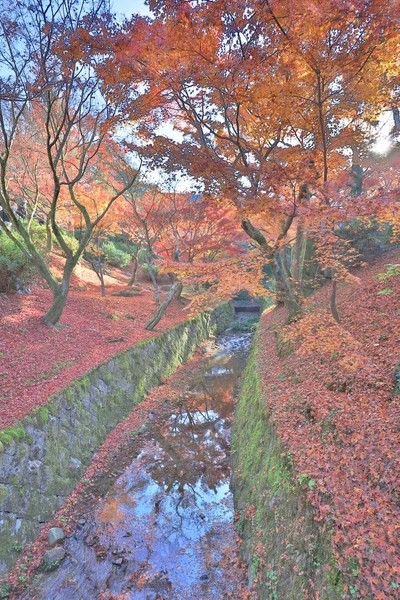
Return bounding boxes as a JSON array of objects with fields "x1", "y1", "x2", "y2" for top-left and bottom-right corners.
[{"x1": 112, "y1": 0, "x2": 151, "y2": 17}]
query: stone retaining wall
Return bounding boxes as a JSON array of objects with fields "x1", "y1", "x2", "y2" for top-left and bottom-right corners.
[
  {"x1": 0, "y1": 303, "x2": 234, "y2": 574},
  {"x1": 232, "y1": 336, "x2": 345, "y2": 600}
]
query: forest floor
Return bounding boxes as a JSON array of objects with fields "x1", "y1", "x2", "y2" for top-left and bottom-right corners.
[
  {"x1": 0, "y1": 260, "x2": 188, "y2": 429},
  {"x1": 257, "y1": 250, "x2": 400, "y2": 599}
]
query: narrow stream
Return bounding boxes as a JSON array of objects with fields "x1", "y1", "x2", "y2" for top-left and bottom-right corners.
[{"x1": 23, "y1": 325, "x2": 253, "y2": 600}]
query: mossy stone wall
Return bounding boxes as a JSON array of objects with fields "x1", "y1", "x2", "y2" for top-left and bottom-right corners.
[
  {"x1": 232, "y1": 337, "x2": 345, "y2": 600},
  {"x1": 0, "y1": 303, "x2": 234, "y2": 575}
]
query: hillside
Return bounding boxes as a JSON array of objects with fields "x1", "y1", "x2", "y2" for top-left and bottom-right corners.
[{"x1": 243, "y1": 252, "x2": 400, "y2": 599}]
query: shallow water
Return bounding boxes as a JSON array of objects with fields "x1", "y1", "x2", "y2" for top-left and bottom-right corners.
[{"x1": 23, "y1": 330, "x2": 252, "y2": 600}]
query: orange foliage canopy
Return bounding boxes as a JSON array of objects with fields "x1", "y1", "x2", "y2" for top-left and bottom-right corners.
[{"x1": 110, "y1": 0, "x2": 400, "y2": 312}]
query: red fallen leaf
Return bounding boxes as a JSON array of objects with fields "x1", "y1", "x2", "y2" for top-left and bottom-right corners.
[
  {"x1": 0, "y1": 272, "x2": 191, "y2": 429},
  {"x1": 254, "y1": 253, "x2": 400, "y2": 599}
]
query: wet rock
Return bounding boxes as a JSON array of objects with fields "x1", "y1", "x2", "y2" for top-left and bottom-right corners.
[
  {"x1": 47, "y1": 527, "x2": 65, "y2": 546},
  {"x1": 44, "y1": 547, "x2": 65, "y2": 567},
  {"x1": 84, "y1": 536, "x2": 95, "y2": 547},
  {"x1": 112, "y1": 557, "x2": 124, "y2": 566},
  {"x1": 200, "y1": 573, "x2": 209, "y2": 581},
  {"x1": 27, "y1": 459, "x2": 42, "y2": 472},
  {"x1": 199, "y1": 512, "x2": 206, "y2": 520}
]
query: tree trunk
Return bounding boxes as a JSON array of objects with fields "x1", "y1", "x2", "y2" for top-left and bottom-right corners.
[
  {"x1": 98, "y1": 261, "x2": 106, "y2": 297},
  {"x1": 128, "y1": 256, "x2": 138, "y2": 286},
  {"x1": 291, "y1": 225, "x2": 303, "y2": 283},
  {"x1": 280, "y1": 247, "x2": 293, "y2": 289},
  {"x1": 330, "y1": 278, "x2": 340, "y2": 324},
  {"x1": 271, "y1": 259, "x2": 302, "y2": 321},
  {"x1": 393, "y1": 106, "x2": 400, "y2": 131},
  {"x1": 146, "y1": 253, "x2": 160, "y2": 306},
  {"x1": 145, "y1": 281, "x2": 183, "y2": 331},
  {"x1": 298, "y1": 237, "x2": 309, "y2": 286},
  {"x1": 46, "y1": 216, "x2": 53, "y2": 253},
  {"x1": 43, "y1": 280, "x2": 70, "y2": 326}
]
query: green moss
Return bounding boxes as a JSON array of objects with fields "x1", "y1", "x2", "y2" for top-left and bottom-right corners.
[
  {"x1": 16, "y1": 444, "x2": 28, "y2": 460},
  {"x1": 79, "y1": 376, "x2": 90, "y2": 394},
  {"x1": 0, "y1": 427, "x2": 25, "y2": 446},
  {"x1": 0, "y1": 485, "x2": 8, "y2": 504},
  {"x1": 33, "y1": 406, "x2": 49, "y2": 428},
  {"x1": 102, "y1": 370, "x2": 113, "y2": 385},
  {"x1": 232, "y1": 338, "x2": 344, "y2": 600},
  {"x1": 64, "y1": 387, "x2": 75, "y2": 407}
]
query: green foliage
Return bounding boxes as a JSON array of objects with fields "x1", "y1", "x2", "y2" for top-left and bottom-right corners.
[
  {"x1": 0, "y1": 221, "x2": 52, "y2": 292},
  {"x1": 24, "y1": 220, "x2": 48, "y2": 251},
  {"x1": 54, "y1": 229, "x2": 79, "y2": 255},
  {"x1": 376, "y1": 263, "x2": 400, "y2": 297},
  {"x1": 0, "y1": 233, "x2": 30, "y2": 292},
  {"x1": 336, "y1": 219, "x2": 393, "y2": 259},
  {"x1": 102, "y1": 241, "x2": 131, "y2": 268},
  {"x1": 0, "y1": 426, "x2": 26, "y2": 446},
  {"x1": 142, "y1": 262, "x2": 160, "y2": 275},
  {"x1": 229, "y1": 316, "x2": 259, "y2": 332},
  {"x1": 107, "y1": 236, "x2": 137, "y2": 255}
]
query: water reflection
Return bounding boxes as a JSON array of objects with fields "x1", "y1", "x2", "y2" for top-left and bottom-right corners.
[{"x1": 23, "y1": 332, "x2": 252, "y2": 600}]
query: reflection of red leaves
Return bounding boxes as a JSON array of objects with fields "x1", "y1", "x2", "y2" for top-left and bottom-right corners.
[
  {"x1": 6, "y1": 345, "x2": 208, "y2": 596},
  {"x1": 257, "y1": 252, "x2": 400, "y2": 599}
]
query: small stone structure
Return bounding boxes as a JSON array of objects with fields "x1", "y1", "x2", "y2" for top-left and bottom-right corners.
[{"x1": 0, "y1": 303, "x2": 234, "y2": 574}]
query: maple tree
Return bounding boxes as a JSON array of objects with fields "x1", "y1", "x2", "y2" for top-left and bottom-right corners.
[
  {"x1": 0, "y1": 0, "x2": 140, "y2": 324},
  {"x1": 117, "y1": 185, "x2": 169, "y2": 303},
  {"x1": 113, "y1": 0, "x2": 400, "y2": 319}
]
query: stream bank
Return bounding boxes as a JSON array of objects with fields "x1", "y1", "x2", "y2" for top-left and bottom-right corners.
[
  {"x1": 232, "y1": 331, "x2": 344, "y2": 600},
  {"x1": 0, "y1": 303, "x2": 234, "y2": 576},
  {"x1": 20, "y1": 326, "x2": 253, "y2": 599}
]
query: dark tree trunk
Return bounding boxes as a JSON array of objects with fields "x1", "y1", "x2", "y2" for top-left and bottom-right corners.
[
  {"x1": 291, "y1": 225, "x2": 303, "y2": 283},
  {"x1": 146, "y1": 253, "x2": 160, "y2": 306},
  {"x1": 330, "y1": 278, "x2": 340, "y2": 324},
  {"x1": 271, "y1": 260, "x2": 302, "y2": 321},
  {"x1": 98, "y1": 261, "x2": 106, "y2": 297},
  {"x1": 145, "y1": 281, "x2": 183, "y2": 331},
  {"x1": 393, "y1": 106, "x2": 400, "y2": 131},
  {"x1": 46, "y1": 216, "x2": 53, "y2": 253},
  {"x1": 241, "y1": 218, "x2": 301, "y2": 320},
  {"x1": 43, "y1": 275, "x2": 71, "y2": 326},
  {"x1": 128, "y1": 256, "x2": 138, "y2": 286}
]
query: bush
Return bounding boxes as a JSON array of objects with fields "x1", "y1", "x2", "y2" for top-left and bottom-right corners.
[
  {"x1": 102, "y1": 242, "x2": 131, "y2": 269},
  {"x1": 25, "y1": 220, "x2": 48, "y2": 251},
  {"x1": 54, "y1": 229, "x2": 79, "y2": 255},
  {"x1": 0, "y1": 233, "x2": 31, "y2": 292},
  {"x1": 229, "y1": 316, "x2": 260, "y2": 332},
  {"x1": 336, "y1": 219, "x2": 393, "y2": 259},
  {"x1": 108, "y1": 237, "x2": 137, "y2": 255}
]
